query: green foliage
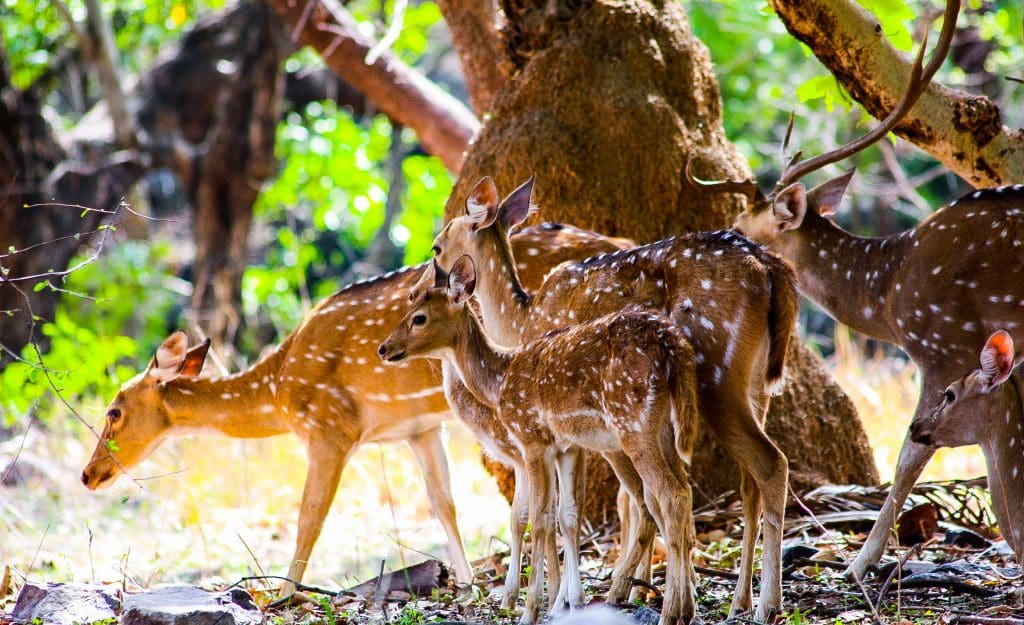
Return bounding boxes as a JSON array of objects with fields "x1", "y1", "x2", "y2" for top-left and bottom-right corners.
[
  {"x1": 0, "y1": 0, "x2": 220, "y2": 90},
  {"x1": 242, "y1": 100, "x2": 450, "y2": 341},
  {"x1": 0, "y1": 241, "x2": 181, "y2": 423}
]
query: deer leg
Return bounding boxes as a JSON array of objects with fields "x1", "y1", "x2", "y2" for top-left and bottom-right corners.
[
  {"x1": 552, "y1": 448, "x2": 585, "y2": 613},
  {"x1": 503, "y1": 465, "x2": 529, "y2": 610},
  {"x1": 847, "y1": 433, "x2": 934, "y2": 581},
  {"x1": 282, "y1": 438, "x2": 353, "y2": 599},
  {"x1": 603, "y1": 450, "x2": 657, "y2": 605},
  {"x1": 711, "y1": 396, "x2": 787, "y2": 623},
  {"x1": 730, "y1": 469, "x2": 760, "y2": 615},
  {"x1": 624, "y1": 434, "x2": 696, "y2": 625},
  {"x1": 521, "y1": 448, "x2": 555, "y2": 625},
  {"x1": 407, "y1": 425, "x2": 474, "y2": 585}
]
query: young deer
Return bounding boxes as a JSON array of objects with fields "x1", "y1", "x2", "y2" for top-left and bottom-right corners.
[
  {"x1": 909, "y1": 330, "x2": 1024, "y2": 560},
  {"x1": 704, "y1": 0, "x2": 1023, "y2": 580},
  {"x1": 428, "y1": 177, "x2": 798, "y2": 621},
  {"x1": 379, "y1": 255, "x2": 702, "y2": 625},
  {"x1": 80, "y1": 223, "x2": 632, "y2": 598}
]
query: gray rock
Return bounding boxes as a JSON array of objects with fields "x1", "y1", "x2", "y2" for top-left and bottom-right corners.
[
  {"x1": 121, "y1": 586, "x2": 261, "y2": 625},
  {"x1": 11, "y1": 581, "x2": 121, "y2": 625}
]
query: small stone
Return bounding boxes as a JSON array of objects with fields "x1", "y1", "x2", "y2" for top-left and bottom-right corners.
[
  {"x1": 11, "y1": 582, "x2": 120, "y2": 625},
  {"x1": 121, "y1": 585, "x2": 261, "y2": 625}
]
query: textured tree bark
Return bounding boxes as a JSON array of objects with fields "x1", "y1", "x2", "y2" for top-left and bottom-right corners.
[
  {"x1": 445, "y1": 0, "x2": 879, "y2": 519},
  {"x1": 435, "y1": 0, "x2": 507, "y2": 116},
  {"x1": 266, "y1": 0, "x2": 480, "y2": 173},
  {"x1": 769, "y1": 0, "x2": 1024, "y2": 187}
]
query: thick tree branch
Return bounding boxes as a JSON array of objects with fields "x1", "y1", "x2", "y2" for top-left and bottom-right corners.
[
  {"x1": 769, "y1": 0, "x2": 1024, "y2": 187},
  {"x1": 267, "y1": 0, "x2": 479, "y2": 173},
  {"x1": 435, "y1": 0, "x2": 507, "y2": 116}
]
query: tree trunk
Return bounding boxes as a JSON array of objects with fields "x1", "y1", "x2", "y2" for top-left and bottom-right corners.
[
  {"x1": 184, "y1": 1, "x2": 285, "y2": 348},
  {"x1": 445, "y1": 0, "x2": 879, "y2": 520}
]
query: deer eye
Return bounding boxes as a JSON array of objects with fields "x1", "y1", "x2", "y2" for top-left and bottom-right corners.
[
  {"x1": 431, "y1": 245, "x2": 441, "y2": 256},
  {"x1": 107, "y1": 408, "x2": 122, "y2": 422},
  {"x1": 412, "y1": 313, "x2": 427, "y2": 326},
  {"x1": 942, "y1": 389, "x2": 956, "y2": 404}
]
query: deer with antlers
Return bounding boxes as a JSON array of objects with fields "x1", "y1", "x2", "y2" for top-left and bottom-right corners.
[
  {"x1": 695, "y1": 0, "x2": 1023, "y2": 579},
  {"x1": 379, "y1": 255, "x2": 702, "y2": 625},
  {"x1": 909, "y1": 330, "x2": 1024, "y2": 560},
  {"x1": 80, "y1": 222, "x2": 632, "y2": 598},
  {"x1": 428, "y1": 176, "x2": 799, "y2": 621}
]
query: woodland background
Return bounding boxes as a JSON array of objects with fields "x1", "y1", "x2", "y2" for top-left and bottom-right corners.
[{"x1": 0, "y1": 0, "x2": 1022, "y2": 611}]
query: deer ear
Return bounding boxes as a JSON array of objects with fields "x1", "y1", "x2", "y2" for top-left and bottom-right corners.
[
  {"x1": 447, "y1": 255, "x2": 477, "y2": 305},
  {"x1": 465, "y1": 177, "x2": 499, "y2": 231},
  {"x1": 179, "y1": 339, "x2": 211, "y2": 378},
  {"x1": 772, "y1": 183, "x2": 807, "y2": 231},
  {"x1": 979, "y1": 330, "x2": 1015, "y2": 389},
  {"x1": 807, "y1": 169, "x2": 854, "y2": 217},
  {"x1": 430, "y1": 258, "x2": 449, "y2": 289},
  {"x1": 150, "y1": 331, "x2": 189, "y2": 382},
  {"x1": 498, "y1": 176, "x2": 535, "y2": 230}
]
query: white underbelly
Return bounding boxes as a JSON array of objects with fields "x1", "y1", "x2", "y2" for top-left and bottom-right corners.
[{"x1": 364, "y1": 410, "x2": 452, "y2": 443}]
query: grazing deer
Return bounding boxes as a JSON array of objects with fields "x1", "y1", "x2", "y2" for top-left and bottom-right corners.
[
  {"x1": 703, "y1": 0, "x2": 999, "y2": 580},
  {"x1": 379, "y1": 255, "x2": 702, "y2": 625},
  {"x1": 910, "y1": 330, "x2": 1024, "y2": 560},
  {"x1": 429, "y1": 177, "x2": 798, "y2": 621},
  {"x1": 80, "y1": 223, "x2": 632, "y2": 598}
]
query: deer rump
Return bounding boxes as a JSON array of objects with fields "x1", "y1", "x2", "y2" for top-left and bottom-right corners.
[{"x1": 530, "y1": 229, "x2": 797, "y2": 393}]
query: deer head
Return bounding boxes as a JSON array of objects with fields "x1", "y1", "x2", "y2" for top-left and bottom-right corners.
[
  {"x1": 911, "y1": 330, "x2": 1021, "y2": 447},
  {"x1": 81, "y1": 331, "x2": 210, "y2": 489},
  {"x1": 378, "y1": 256, "x2": 477, "y2": 364},
  {"x1": 431, "y1": 176, "x2": 535, "y2": 273},
  {"x1": 703, "y1": 0, "x2": 959, "y2": 246}
]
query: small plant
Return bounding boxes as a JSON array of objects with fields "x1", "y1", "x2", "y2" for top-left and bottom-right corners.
[
  {"x1": 395, "y1": 605, "x2": 424, "y2": 625},
  {"x1": 786, "y1": 607, "x2": 808, "y2": 625},
  {"x1": 316, "y1": 594, "x2": 337, "y2": 625}
]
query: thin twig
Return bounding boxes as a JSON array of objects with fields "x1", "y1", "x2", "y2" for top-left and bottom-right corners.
[{"x1": 237, "y1": 532, "x2": 268, "y2": 579}]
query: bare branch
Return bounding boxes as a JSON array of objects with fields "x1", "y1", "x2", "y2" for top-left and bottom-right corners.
[
  {"x1": 266, "y1": 0, "x2": 479, "y2": 173},
  {"x1": 81, "y1": 0, "x2": 139, "y2": 148}
]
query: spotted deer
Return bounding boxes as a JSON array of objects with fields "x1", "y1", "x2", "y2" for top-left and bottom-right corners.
[
  {"x1": 429, "y1": 177, "x2": 799, "y2": 621},
  {"x1": 379, "y1": 255, "x2": 702, "y2": 625},
  {"x1": 909, "y1": 330, "x2": 1024, "y2": 560},
  {"x1": 699, "y1": 0, "x2": 1015, "y2": 580},
  {"x1": 80, "y1": 223, "x2": 633, "y2": 598}
]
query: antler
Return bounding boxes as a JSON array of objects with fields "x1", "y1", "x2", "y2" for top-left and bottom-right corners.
[
  {"x1": 773, "y1": 0, "x2": 959, "y2": 194},
  {"x1": 684, "y1": 159, "x2": 765, "y2": 207}
]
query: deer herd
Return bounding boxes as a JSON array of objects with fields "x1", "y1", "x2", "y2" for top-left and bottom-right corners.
[{"x1": 77, "y1": 0, "x2": 1024, "y2": 622}]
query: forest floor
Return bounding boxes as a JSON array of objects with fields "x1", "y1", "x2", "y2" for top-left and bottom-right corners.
[{"x1": 4, "y1": 477, "x2": 1021, "y2": 625}]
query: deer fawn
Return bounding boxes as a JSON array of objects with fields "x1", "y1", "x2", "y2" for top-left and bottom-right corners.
[
  {"x1": 699, "y1": 0, "x2": 1006, "y2": 580},
  {"x1": 80, "y1": 223, "x2": 632, "y2": 598},
  {"x1": 429, "y1": 176, "x2": 798, "y2": 621},
  {"x1": 910, "y1": 330, "x2": 1024, "y2": 560},
  {"x1": 379, "y1": 255, "x2": 702, "y2": 625}
]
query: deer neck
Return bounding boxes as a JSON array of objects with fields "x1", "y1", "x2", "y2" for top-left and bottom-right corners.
[
  {"x1": 979, "y1": 373, "x2": 1024, "y2": 557},
  {"x1": 781, "y1": 212, "x2": 912, "y2": 342},
  {"x1": 443, "y1": 307, "x2": 514, "y2": 409},
  {"x1": 473, "y1": 230, "x2": 533, "y2": 345},
  {"x1": 163, "y1": 347, "x2": 292, "y2": 439}
]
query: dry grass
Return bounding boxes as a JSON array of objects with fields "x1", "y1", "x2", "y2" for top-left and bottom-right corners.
[
  {"x1": 827, "y1": 327, "x2": 986, "y2": 481},
  {"x1": 0, "y1": 328, "x2": 989, "y2": 598}
]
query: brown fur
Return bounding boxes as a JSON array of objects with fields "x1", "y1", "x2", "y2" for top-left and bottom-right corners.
[
  {"x1": 80, "y1": 223, "x2": 634, "y2": 597},
  {"x1": 380, "y1": 258, "x2": 701, "y2": 625},
  {"x1": 736, "y1": 179, "x2": 1024, "y2": 579},
  {"x1": 431, "y1": 177, "x2": 794, "y2": 621}
]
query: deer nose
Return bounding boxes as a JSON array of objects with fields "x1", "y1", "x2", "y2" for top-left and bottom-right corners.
[
  {"x1": 909, "y1": 420, "x2": 931, "y2": 446},
  {"x1": 81, "y1": 471, "x2": 90, "y2": 487},
  {"x1": 377, "y1": 343, "x2": 388, "y2": 358}
]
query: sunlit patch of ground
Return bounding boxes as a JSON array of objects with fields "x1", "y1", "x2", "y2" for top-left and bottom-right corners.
[{"x1": 1, "y1": 409, "x2": 509, "y2": 591}]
